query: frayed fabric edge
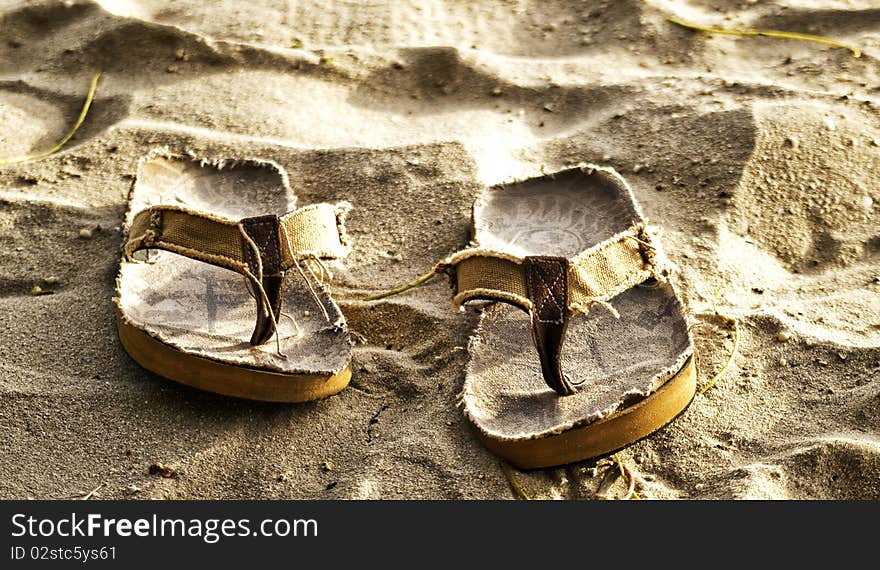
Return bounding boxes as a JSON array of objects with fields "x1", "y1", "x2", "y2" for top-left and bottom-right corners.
[
  {"x1": 472, "y1": 163, "x2": 645, "y2": 231},
  {"x1": 123, "y1": 147, "x2": 295, "y2": 237}
]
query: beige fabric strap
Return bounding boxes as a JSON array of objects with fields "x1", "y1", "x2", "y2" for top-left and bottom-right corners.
[
  {"x1": 125, "y1": 206, "x2": 247, "y2": 272},
  {"x1": 280, "y1": 203, "x2": 350, "y2": 261},
  {"x1": 441, "y1": 224, "x2": 669, "y2": 316},
  {"x1": 124, "y1": 202, "x2": 351, "y2": 276},
  {"x1": 443, "y1": 250, "x2": 531, "y2": 310}
]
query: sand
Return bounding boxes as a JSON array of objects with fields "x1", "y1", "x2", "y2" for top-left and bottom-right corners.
[{"x1": 1, "y1": 0, "x2": 878, "y2": 499}]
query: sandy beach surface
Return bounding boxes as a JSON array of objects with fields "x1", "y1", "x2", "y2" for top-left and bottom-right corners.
[{"x1": 1, "y1": 0, "x2": 878, "y2": 499}]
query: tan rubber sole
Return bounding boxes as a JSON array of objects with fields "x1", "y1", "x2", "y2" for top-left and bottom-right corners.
[
  {"x1": 473, "y1": 356, "x2": 697, "y2": 469},
  {"x1": 116, "y1": 311, "x2": 352, "y2": 403}
]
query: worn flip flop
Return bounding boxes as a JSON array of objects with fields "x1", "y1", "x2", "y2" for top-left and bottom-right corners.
[
  {"x1": 438, "y1": 165, "x2": 695, "y2": 468},
  {"x1": 116, "y1": 151, "x2": 353, "y2": 402}
]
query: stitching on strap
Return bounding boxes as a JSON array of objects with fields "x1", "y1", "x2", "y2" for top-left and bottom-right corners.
[
  {"x1": 242, "y1": 216, "x2": 281, "y2": 273},
  {"x1": 531, "y1": 262, "x2": 565, "y2": 323}
]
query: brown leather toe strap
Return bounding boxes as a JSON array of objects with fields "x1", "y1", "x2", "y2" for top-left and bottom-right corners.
[
  {"x1": 240, "y1": 214, "x2": 286, "y2": 346},
  {"x1": 523, "y1": 256, "x2": 578, "y2": 396}
]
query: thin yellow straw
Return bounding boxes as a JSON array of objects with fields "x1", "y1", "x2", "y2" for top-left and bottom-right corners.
[
  {"x1": 500, "y1": 461, "x2": 531, "y2": 500},
  {"x1": 612, "y1": 454, "x2": 641, "y2": 500},
  {"x1": 362, "y1": 268, "x2": 439, "y2": 301},
  {"x1": 648, "y1": 2, "x2": 860, "y2": 58},
  {"x1": 699, "y1": 285, "x2": 740, "y2": 395},
  {"x1": 0, "y1": 72, "x2": 102, "y2": 167}
]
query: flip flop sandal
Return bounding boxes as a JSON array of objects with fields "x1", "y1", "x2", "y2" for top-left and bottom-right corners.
[
  {"x1": 451, "y1": 165, "x2": 696, "y2": 468},
  {"x1": 371, "y1": 165, "x2": 695, "y2": 468},
  {"x1": 116, "y1": 151, "x2": 353, "y2": 402}
]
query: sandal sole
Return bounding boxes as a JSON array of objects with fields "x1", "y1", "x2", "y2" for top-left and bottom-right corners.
[
  {"x1": 117, "y1": 310, "x2": 352, "y2": 403},
  {"x1": 471, "y1": 356, "x2": 696, "y2": 469}
]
